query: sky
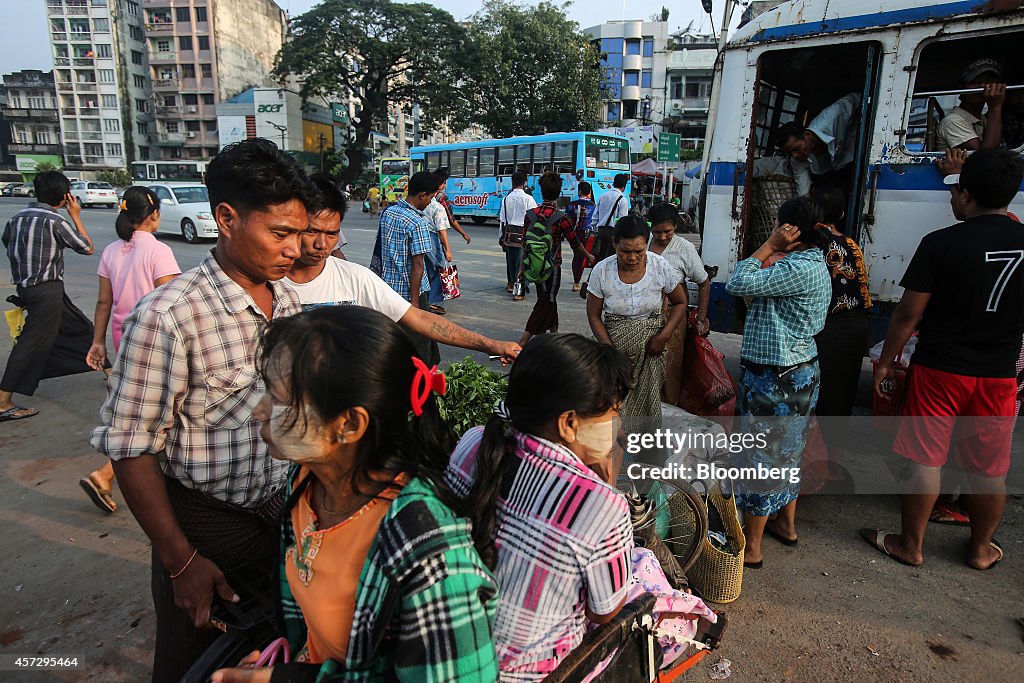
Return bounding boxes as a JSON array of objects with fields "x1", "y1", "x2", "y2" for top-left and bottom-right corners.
[{"x1": 0, "y1": 0, "x2": 715, "y2": 76}]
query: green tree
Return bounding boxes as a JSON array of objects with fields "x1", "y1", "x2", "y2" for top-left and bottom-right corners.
[
  {"x1": 455, "y1": 1, "x2": 604, "y2": 138},
  {"x1": 34, "y1": 161, "x2": 58, "y2": 173},
  {"x1": 98, "y1": 169, "x2": 133, "y2": 187},
  {"x1": 273, "y1": 0, "x2": 468, "y2": 183}
]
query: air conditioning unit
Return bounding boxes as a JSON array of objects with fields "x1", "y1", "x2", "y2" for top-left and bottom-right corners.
[
  {"x1": 187, "y1": 131, "x2": 197, "y2": 138},
  {"x1": 186, "y1": 106, "x2": 197, "y2": 113},
  {"x1": 671, "y1": 101, "x2": 683, "y2": 112}
]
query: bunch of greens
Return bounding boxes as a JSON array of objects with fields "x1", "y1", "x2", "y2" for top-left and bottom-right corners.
[{"x1": 437, "y1": 357, "x2": 508, "y2": 438}]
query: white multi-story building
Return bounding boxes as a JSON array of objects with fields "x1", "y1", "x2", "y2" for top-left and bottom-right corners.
[
  {"x1": 46, "y1": 0, "x2": 152, "y2": 172},
  {"x1": 664, "y1": 29, "x2": 717, "y2": 148},
  {"x1": 585, "y1": 20, "x2": 671, "y2": 131}
]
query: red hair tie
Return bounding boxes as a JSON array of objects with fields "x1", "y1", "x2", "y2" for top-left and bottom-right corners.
[{"x1": 410, "y1": 356, "x2": 446, "y2": 417}]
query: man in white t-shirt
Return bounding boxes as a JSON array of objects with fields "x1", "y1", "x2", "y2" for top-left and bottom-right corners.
[{"x1": 287, "y1": 173, "x2": 520, "y2": 362}]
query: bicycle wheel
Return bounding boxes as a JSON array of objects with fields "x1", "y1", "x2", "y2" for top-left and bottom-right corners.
[{"x1": 619, "y1": 473, "x2": 709, "y2": 575}]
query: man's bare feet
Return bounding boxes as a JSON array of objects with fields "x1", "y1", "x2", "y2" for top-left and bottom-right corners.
[{"x1": 966, "y1": 540, "x2": 1003, "y2": 570}]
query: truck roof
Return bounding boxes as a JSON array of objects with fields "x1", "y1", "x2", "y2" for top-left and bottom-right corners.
[{"x1": 730, "y1": 0, "x2": 1021, "y2": 46}]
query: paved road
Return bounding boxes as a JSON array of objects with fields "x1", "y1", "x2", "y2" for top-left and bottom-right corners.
[{"x1": 0, "y1": 197, "x2": 1020, "y2": 681}]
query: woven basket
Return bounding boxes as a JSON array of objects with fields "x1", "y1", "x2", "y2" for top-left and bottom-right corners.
[
  {"x1": 665, "y1": 492, "x2": 703, "y2": 574},
  {"x1": 688, "y1": 481, "x2": 746, "y2": 604},
  {"x1": 750, "y1": 175, "x2": 797, "y2": 247}
]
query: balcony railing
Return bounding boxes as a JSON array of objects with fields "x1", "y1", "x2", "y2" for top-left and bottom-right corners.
[
  {"x1": 157, "y1": 132, "x2": 186, "y2": 145},
  {"x1": 61, "y1": 105, "x2": 77, "y2": 114},
  {"x1": 79, "y1": 131, "x2": 103, "y2": 140},
  {"x1": 73, "y1": 58, "x2": 95, "y2": 66},
  {"x1": 148, "y1": 51, "x2": 177, "y2": 62},
  {"x1": 77, "y1": 105, "x2": 100, "y2": 116},
  {"x1": 66, "y1": 7, "x2": 89, "y2": 15},
  {"x1": 4, "y1": 109, "x2": 60, "y2": 122},
  {"x1": 76, "y1": 82, "x2": 97, "y2": 91},
  {"x1": 157, "y1": 105, "x2": 183, "y2": 115},
  {"x1": 152, "y1": 77, "x2": 180, "y2": 90},
  {"x1": 9, "y1": 143, "x2": 62, "y2": 154},
  {"x1": 52, "y1": 31, "x2": 68, "y2": 41},
  {"x1": 146, "y1": 21, "x2": 174, "y2": 33},
  {"x1": 54, "y1": 57, "x2": 71, "y2": 66},
  {"x1": 68, "y1": 30, "x2": 91, "y2": 39}
]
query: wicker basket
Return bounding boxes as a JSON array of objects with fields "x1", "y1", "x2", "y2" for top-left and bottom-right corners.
[
  {"x1": 750, "y1": 175, "x2": 797, "y2": 247},
  {"x1": 665, "y1": 491, "x2": 704, "y2": 574},
  {"x1": 688, "y1": 481, "x2": 746, "y2": 604}
]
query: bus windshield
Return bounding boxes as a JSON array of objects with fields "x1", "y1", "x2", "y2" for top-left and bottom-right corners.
[
  {"x1": 381, "y1": 159, "x2": 410, "y2": 175},
  {"x1": 585, "y1": 135, "x2": 630, "y2": 171}
]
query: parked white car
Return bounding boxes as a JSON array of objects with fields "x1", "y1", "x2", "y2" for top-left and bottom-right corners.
[
  {"x1": 146, "y1": 183, "x2": 218, "y2": 243},
  {"x1": 70, "y1": 181, "x2": 117, "y2": 208}
]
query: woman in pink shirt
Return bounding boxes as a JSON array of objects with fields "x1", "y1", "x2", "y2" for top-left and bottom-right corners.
[{"x1": 80, "y1": 186, "x2": 180, "y2": 513}]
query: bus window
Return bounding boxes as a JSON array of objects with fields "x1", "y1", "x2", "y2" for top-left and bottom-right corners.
[
  {"x1": 450, "y1": 150, "x2": 466, "y2": 177},
  {"x1": 438, "y1": 151, "x2": 450, "y2": 171},
  {"x1": 480, "y1": 147, "x2": 497, "y2": 176},
  {"x1": 466, "y1": 149, "x2": 479, "y2": 177},
  {"x1": 498, "y1": 145, "x2": 515, "y2": 175},
  {"x1": 585, "y1": 134, "x2": 630, "y2": 170},
  {"x1": 515, "y1": 144, "x2": 532, "y2": 173},
  {"x1": 413, "y1": 159, "x2": 424, "y2": 174},
  {"x1": 553, "y1": 141, "x2": 575, "y2": 173},
  {"x1": 532, "y1": 142, "x2": 552, "y2": 174},
  {"x1": 426, "y1": 152, "x2": 440, "y2": 170},
  {"x1": 904, "y1": 29, "x2": 1024, "y2": 153}
]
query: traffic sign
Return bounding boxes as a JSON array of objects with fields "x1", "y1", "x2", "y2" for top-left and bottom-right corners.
[{"x1": 656, "y1": 132, "x2": 681, "y2": 163}]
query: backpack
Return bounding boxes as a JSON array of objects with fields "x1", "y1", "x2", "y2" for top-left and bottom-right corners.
[{"x1": 521, "y1": 208, "x2": 564, "y2": 283}]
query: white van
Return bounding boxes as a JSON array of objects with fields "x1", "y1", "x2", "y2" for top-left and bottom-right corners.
[{"x1": 698, "y1": 0, "x2": 1024, "y2": 342}]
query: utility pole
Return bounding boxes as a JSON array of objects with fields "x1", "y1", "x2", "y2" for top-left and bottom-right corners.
[{"x1": 318, "y1": 133, "x2": 327, "y2": 172}]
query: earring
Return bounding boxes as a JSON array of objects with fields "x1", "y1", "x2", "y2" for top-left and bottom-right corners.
[{"x1": 335, "y1": 432, "x2": 346, "y2": 443}]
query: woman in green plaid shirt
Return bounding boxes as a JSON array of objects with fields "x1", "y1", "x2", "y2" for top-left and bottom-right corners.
[
  {"x1": 212, "y1": 306, "x2": 497, "y2": 683},
  {"x1": 725, "y1": 196, "x2": 831, "y2": 569}
]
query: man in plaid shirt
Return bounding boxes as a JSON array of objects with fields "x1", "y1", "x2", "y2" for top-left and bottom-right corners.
[
  {"x1": 91, "y1": 139, "x2": 318, "y2": 682},
  {"x1": 519, "y1": 172, "x2": 594, "y2": 345},
  {"x1": 371, "y1": 171, "x2": 444, "y2": 365}
]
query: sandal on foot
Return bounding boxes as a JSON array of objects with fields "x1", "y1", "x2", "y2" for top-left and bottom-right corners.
[
  {"x1": 80, "y1": 476, "x2": 117, "y2": 513},
  {"x1": 743, "y1": 559, "x2": 763, "y2": 569},
  {"x1": 579, "y1": 282, "x2": 589, "y2": 299},
  {"x1": 764, "y1": 524, "x2": 799, "y2": 546},
  {"x1": 429, "y1": 305, "x2": 446, "y2": 315},
  {"x1": 0, "y1": 405, "x2": 38, "y2": 422},
  {"x1": 858, "y1": 528, "x2": 917, "y2": 567},
  {"x1": 929, "y1": 502, "x2": 970, "y2": 526},
  {"x1": 969, "y1": 539, "x2": 1003, "y2": 571},
  {"x1": 572, "y1": 283, "x2": 581, "y2": 292}
]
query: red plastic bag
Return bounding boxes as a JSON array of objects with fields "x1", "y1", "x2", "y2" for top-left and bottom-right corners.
[{"x1": 678, "y1": 311, "x2": 738, "y2": 416}]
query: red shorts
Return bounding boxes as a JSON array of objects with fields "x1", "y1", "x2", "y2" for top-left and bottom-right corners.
[{"x1": 892, "y1": 364, "x2": 1017, "y2": 477}]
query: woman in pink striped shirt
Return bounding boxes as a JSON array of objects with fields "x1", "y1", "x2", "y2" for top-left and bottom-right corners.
[{"x1": 80, "y1": 186, "x2": 180, "y2": 514}]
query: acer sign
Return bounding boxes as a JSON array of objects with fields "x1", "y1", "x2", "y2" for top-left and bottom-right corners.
[{"x1": 257, "y1": 104, "x2": 284, "y2": 113}]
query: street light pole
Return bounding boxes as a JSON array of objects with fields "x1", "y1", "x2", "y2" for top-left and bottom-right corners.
[
  {"x1": 318, "y1": 133, "x2": 327, "y2": 172},
  {"x1": 267, "y1": 122, "x2": 287, "y2": 150}
]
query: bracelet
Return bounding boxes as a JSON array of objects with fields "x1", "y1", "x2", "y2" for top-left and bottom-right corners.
[{"x1": 170, "y1": 549, "x2": 199, "y2": 580}]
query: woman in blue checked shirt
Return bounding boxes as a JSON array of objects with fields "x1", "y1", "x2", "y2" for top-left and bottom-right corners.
[{"x1": 725, "y1": 196, "x2": 831, "y2": 569}]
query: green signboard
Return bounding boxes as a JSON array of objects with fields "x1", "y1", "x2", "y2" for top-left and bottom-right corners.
[
  {"x1": 656, "y1": 132, "x2": 681, "y2": 163},
  {"x1": 331, "y1": 103, "x2": 349, "y2": 124}
]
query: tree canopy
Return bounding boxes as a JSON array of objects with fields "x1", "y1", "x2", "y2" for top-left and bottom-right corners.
[
  {"x1": 454, "y1": 1, "x2": 605, "y2": 139},
  {"x1": 273, "y1": 0, "x2": 468, "y2": 182}
]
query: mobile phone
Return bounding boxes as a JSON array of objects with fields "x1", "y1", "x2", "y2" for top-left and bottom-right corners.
[{"x1": 488, "y1": 355, "x2": 503, "y2": 361}]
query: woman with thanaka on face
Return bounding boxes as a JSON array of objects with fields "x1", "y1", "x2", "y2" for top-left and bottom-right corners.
[
  {"x1": 444, "y1": 333, "x2": 716, "y2": 680},
  {"x1": 80, "y1": 186, "x2": 181, "y2": 514},
  {"x1": 211, "y1": 306, "x2": 497, "y2": 683}
]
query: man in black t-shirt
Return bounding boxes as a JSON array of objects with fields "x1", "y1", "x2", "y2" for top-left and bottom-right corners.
[{"x1": 862, "y1": 149, "x2": 1024, "y2": 571}]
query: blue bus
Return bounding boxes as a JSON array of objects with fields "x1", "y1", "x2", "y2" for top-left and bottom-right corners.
[{"x1": 410, "y1": 132, "x2": 631, "y2": 224}]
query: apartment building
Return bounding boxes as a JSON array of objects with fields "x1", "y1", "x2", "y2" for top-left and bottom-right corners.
[
  {"x1": 2, "y1": 70, "x2": 63, "y2": 177},
  {"x1": 142, "y1": 0, "x2": 286, "y2": 161},
  {"x1": 46, "y1": 0, "x2": 153, "y2": 172},
  {"x1": 585, "y1": 20, "x2": 671, "y2": 131},
  {"x1": 664, "y1": 29, "x2": 717, "y2": 147}
]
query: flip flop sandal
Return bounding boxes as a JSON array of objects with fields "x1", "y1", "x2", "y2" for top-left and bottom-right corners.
[
  {"x1": 579, "y1": 282, "x2": 589, "y2": 299},
  {"x1": 858, "y1": 528, "x2": 918, "y2": 567},
  {"x1": 764, "y1": 524, "x2": 799, "y2": 546},
  {"x1": 929, "y1": 502, "x2": 970, "y2": 526},
  {"x1": 79, "y1": 476, "x2": 117, "y2": 513},
  {"x1": 743, "y1": 559, "x2": 763, "y2": 569},
  {"x1": 970, "y1": 539, "x2": 1003, "y2": 571},
  {"x1": 0, "y1": 405, "x2": 38, "y2": 422},
  {"x1": 429, "y1": 305, "x2": 446, "y2": 315}
]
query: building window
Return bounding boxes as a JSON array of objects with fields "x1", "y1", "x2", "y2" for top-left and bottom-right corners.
[
  {"x1": 102, "y1": 94, "x2": 117, "y2": 108},
  {"x1": 135, "y1": 98, "x2": 147, "y2": 110},
  {"x1": 201, "y1": 93, "x2": 214, "y2": 105},
  {"x1": 157, "y1": 40, "x2": 171, "y2": 52},
  {"x1": 8, "y1": 94, "x2": 21, "y2": 107},
  {"x1": 195, "y1": 7, "x2": 208, "y2": 22},
  {"x1": 685, "y1": 77, "x2": 712, "y2": 99},
  {"x1": 186, "y1": 120, "x2": 201, "y2": 132},
  {"x1": 625, "y1": 39, "x2": 641, "y2": 56},
  {"x1": 131, "y1": 50, "x2": 143, "y2": 65},
  {"x1": 175, "y1": 7, "x2": 190, "y2": 22},
  {"x1": 129, "y1": 25, "x2": 143, "y2": 42},
  {"x1": 97, "y1": 44, "x2": 112, "y2": 58},
  {"x1": 137, "y1": 122, "x2": 148, "y2": 134},
  {"x1": 183, "y1": 93, "x2": 198, "y2": 105},
  {"x1": 623, "y1": 100, "x2": 637, "y2": 119},
  {"x1": 200, "y1": 63, "x2": 212, "y2": 78},
  {"x1": 669, "y1": 75, "x2": 683, "y2": 100},
  {"x1": 93, "y1": 18, "x2": 110, "y2": 32},
  {"x1": 159, "y1": 67, "x2": 175, "y2": 80},
  {"x1": 643, "y1": 39, "x2": 654, "y2": 57},
  {"x1": 181, "y1": 64, "x2": 195, "y2": 79},
  {"x1": 103, "y1": 118, "x2": 120, "y2": 132},
  {"x1": 163, "y1": 95, "x2": 176, "y2": 106},
  {"x1": 607, "y1": 102, "x2": 620, "y2": 122},
  {"x1": 624, "y1": 71, "x2": 639, "y2": 87},
  {"x1": 641, "y1": 69, "x2": 652, "y2": 89},
  {"x1": 126, "y1": 1, "x2": 138, "y2": 16},
  {"x1": 178, "y1": 36, "x2": 192, "y2": 51},
  {"x1": 166, "y1": 121, "x2": 179, "y2": 133},
  {"x1": 197, "y1": 35, "x2": 210, "y2": 51},
  {"x1": 139, "y1": 146, "x2": 149, "y2": 160},
  {"x1": 204, "y1": 119, "x2": 217, "y2": 131},
  {"x1": 99, "y1": 69, "x2": 115, "y2": 83},
  {"x1": 106, "y1": 143, "x2": 122, "y2": 156},
  {"x1": 133, "y1": 74, "x2": 146, "y2": 88},
  {"x1": 84, "y1": 143, "x2": 103, "y2": 156},
  {"x1": 27, "y1": 96, "x2": 45, "y2": 109}
]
